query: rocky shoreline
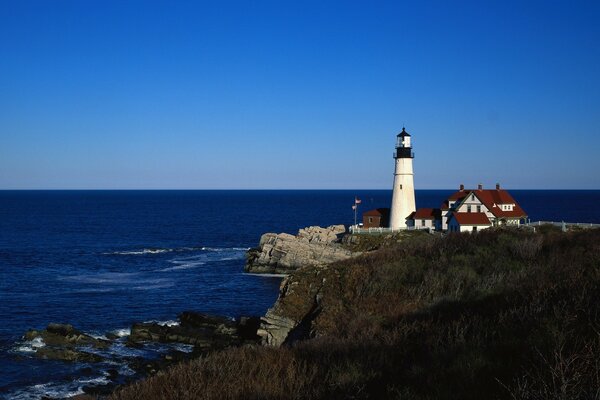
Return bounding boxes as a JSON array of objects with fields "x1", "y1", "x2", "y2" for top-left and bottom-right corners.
[
  {"x1": 19, "y1": 225, "x2": 369, "y2": 398},
  {"x1": 18, "y1": 313, "x2": 262, "y2": 397}
]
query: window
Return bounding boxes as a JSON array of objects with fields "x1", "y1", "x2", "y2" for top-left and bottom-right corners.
[
  {"x1": 421, "y1": 219, "x2": 426, "y2": 226},
  {"x1": 368, "y1": 217, "x2": 373, "y2": 223},
  {"x1": 471, "y1": 194, "x2": 475, "y2": 201},
  {"x1": 477, "y1": 205, "x2": 481, "y2": 213},
  {"x1": 399, "y1": 184, "x2": 403, "y2": 189},
  {"x1": 467, "y1": 205, "x2": 472, "y2": 213},
  {"x1": 472, "y1": 226, "x2": 478, "y2": 232}
]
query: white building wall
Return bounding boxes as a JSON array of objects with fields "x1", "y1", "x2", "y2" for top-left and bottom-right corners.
[{"x1": 414, "y1": 219, "x2": 435, "y2": 230}]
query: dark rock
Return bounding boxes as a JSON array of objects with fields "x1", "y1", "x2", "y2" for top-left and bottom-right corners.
[
  {"x1": 128, "y1": 312, "x2": 260, "y2": 350},
  {"x1": 82, "y1": 383, "x2": 116, "y2": 396},
  {"x1": 24, "y1": 323, "x2": 111, "y2": 349},
  {"x1": 237, "y1": 316, "x2": 261, "y2": 340},
  {"x1": 36, "y1": 347, "x2": 103, "y2": 363},
  {"x1": 21, "y1": 323, "x2": 112, "y2": 363},
  {"x1": 106, "y1": 368, "x2": 120, "y2": 380}
]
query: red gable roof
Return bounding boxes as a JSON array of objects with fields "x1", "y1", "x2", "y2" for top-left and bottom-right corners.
[
  {"x1": 441, "y1": 192, "x2": 469, "y2": 210},
  {"x1": 363, "y1": 208, "x2": 390, "y2": 217},
  {"x1": 451, "y1": 212, "x2": 491, "y2": 225},
  {"x1": 407, "y1": 208, "x2": 441, "y2": 220},
  {"x1": 446, "y1": 188, "x2": 527, "y2": 218}
]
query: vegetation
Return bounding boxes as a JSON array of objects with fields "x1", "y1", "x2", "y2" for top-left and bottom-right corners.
[{"x1": 110, "y1": 227, "x2": 600, "y2": 400}]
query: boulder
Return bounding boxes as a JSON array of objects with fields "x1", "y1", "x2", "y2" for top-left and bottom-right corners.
[
  {"x1": 36, "y1": 347, "x2": 103, "y2": 363},
  {"x1": 22, "y1": 323, "x2": 111, "y2": 363},
  {"x1": 24, "y1": 323, "x2": 110, "y2": 349},
  {"x1": 128, "y1": 312, "x2": 261, "y2": 350},
  {"x1": 245, "y1": 225, "x2": 357, "y2": 274}
]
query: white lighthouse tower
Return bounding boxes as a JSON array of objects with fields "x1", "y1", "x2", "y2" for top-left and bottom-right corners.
[{"x1": 389, "y1": 127, "x2": 416, "y2": 230}]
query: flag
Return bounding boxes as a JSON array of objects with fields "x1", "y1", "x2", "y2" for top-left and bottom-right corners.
[{"x1": 355, "y1": 197, "x2": 362, "y2": 204}]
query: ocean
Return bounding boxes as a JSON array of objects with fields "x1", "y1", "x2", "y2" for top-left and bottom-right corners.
[{"x1": 1, "y1": 190, "x2": 599, "y2": 399}]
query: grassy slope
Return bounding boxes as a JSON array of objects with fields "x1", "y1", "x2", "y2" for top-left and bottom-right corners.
[{"x1": 110, "y1": 227, "x2": 600, "y2": 400}]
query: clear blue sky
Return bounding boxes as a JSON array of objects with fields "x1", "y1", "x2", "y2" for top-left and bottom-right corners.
[{"x1": 1, "y1": 0, "x2": 599, "y2": 189}]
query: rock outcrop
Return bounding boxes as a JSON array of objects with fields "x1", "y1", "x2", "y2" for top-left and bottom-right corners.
[
  {"x1": 128, "y1": 312, "x2": 261, "y2": 350},
  {"x1": 23, "y1": 323, "x2": 110, "y2": 363},
  {"x1": 245, "y1": 225, "x2": 357, "y2": 274},
  {"x1": 258, "y1": 267, "x2": 328, "y2": 346}
]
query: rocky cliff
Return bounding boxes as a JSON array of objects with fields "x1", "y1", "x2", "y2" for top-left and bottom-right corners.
[
  {"x1": 244, "y1": 225, "x2": 357, "y2": 274},
  {"x1": 255, "y1": 229, "x2": 425, "y2": 346},
  {"x1": 257, "y1": 268, "x2": 327, "y2": 346}
]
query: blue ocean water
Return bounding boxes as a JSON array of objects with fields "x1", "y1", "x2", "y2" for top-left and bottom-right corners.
[{"x1": 0, "y1": 190, "x2": 599, "y2": 399}]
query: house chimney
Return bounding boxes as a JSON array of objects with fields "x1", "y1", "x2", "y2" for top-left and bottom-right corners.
[
  {"x1": 477, "y1": 183, "x2": 483, "y2": 190},
  {"x1": 496, "y1": 183, "x2": 500, "y2": 190},
  {"x1": 459, "y1": 184, "x2": 464, "y2": 191}
]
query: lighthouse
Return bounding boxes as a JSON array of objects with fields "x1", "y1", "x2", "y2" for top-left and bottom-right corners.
[{"x1": 389, "y1": 127, "x2": 416, "y2": 230}]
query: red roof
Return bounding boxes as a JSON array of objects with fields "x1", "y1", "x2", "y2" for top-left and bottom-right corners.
[
  {"x1": 407, "y1": 208, "x2": 441, "y2": 220},
  {"x1": 441, "y1": 192, "x2": 469, "y2": 210},
  {"x1": 450, "y1": 212, "x2": 491, "y2": 225},
  {"x1": 446, "y1": 188, "x2": 527, "y2": 218},
  {"x1": 363, "y1": 208, "x2": 390, "y2": 217}
]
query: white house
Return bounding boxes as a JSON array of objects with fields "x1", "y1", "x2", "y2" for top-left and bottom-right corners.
[
  {"x1": 407, "y1": 183, "x2": 527, "y2": 232},
  {"x1": 441, "y1": 183, "x2": 527, "y2": 231},
  {"x1": 447, "y1": 212, "x2": 492, "y2": 232},
  {"x1": 406, "y1": 208, "x2": 441, "y2": 231}
]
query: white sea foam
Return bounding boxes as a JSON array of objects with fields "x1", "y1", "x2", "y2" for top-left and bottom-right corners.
[
  {"x1": 61, "y1": 273, "x2": 174, "y2": 291},
  {"x1": 88, "y1": 333, "x2": 109, "y2": 340},
  {"x1": 245, "y1": 272, "x2": 288, "y2": 278},
  {"x1": 159, "y1": 261, "x2": 206, "y2": 272},
  {"x1": 14, "y1": 337, "x2": 46, "y2": 353},
  {"x1": 107, "y1": 248, "x2": 173, "y2": 255},
  {"x1": 60, "y1": 272, "x2": 140, "y2": 284},
  {"x1": 77, "y1": 375, "x2": 110, "y2": 386},
  {"x1": 201, "y1": 247, "x2": 250, "y2": 252},
  {"x1": 145, "y1": 319, "x2": 180, "y2": 327},
  {"x1": 111, "y1": 327, "x2": 131, "y2": 337},
  {"x1": 7, "y1": 381, "x2": 84, "y2": 400},
  {"x1": 171, "y1": 343, "x2": 194, "y2": 353}
]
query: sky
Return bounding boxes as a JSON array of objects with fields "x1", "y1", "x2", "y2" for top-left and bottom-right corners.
[{"x1": 1, "y1": 0, "x2": 599, "y2": 189}]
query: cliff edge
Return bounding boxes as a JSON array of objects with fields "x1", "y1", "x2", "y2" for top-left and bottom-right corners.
[{"x1": 244, "y1": 225, "x2": 356, "y2": 274}]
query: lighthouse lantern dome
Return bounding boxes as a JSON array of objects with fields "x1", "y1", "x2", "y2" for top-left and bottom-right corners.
[{"x1": 396, "y1": 127, "x2": 411, "y2": 148}]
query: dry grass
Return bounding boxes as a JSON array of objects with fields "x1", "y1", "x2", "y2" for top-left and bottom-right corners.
[{"x1": 111, "y1": 228, "x2": 600, "y2": 400}]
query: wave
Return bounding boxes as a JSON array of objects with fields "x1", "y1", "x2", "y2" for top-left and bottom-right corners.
[
  {"x1": 60, "y1": 272, "x2": 140, "y2": 284},
  {"x1": 106, "y1": 248, "x2": 174, "y2": 255},
  {"x1": 105, "y1": 246, "x2": 250, "y2": 255},
  {"x1": 5, "y1": 373, "x2": 110, "y2": 400},
  {"x1": 111, "y1": 328, "x2": 131, "y2": 337},
  {"x1": 158, "y1": 261, "x2": 206, "y2": 272},
  {"x1": 61, "y1": 272, "x2": 173, "y2": 287},
  {"x1": 201, "y1": 247, "x2": 250, "y2": 252},
  {"x1": 171, "y1": 343, "x2": 194, "y2": 353},
  {"x1": 14, "y1": 337, "x2": 46, "y2": 353},
  {"x1": 144, "y1": 319, "x2": 180, "y2": 327},
  {"x1": 245, "y1": 272, "x2": 288, "y2": 278},
  {"x1": 158, "y1": 248, "x2": 248, "y2": 272}
]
